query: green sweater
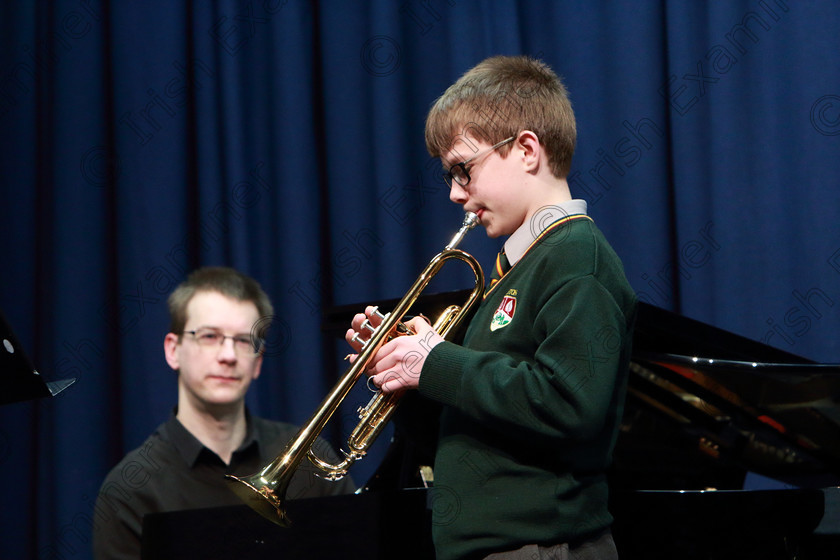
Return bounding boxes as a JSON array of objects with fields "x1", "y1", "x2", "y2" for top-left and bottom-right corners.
[{"x1": 419, "y1": 215, "x2": 637, "y2": 559}]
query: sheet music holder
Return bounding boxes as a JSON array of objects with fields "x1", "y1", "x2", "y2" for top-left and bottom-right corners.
[
  {"x1": 0, "y1": 309, "x2": 75, "y2": 405},
  {"x1": 141, "y1": 488, "x2": 435, "y2": 559}
]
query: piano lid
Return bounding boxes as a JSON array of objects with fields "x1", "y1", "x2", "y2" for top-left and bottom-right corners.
[{"x1": 616, "y1": 303, "x2": 840, "y2": 490}]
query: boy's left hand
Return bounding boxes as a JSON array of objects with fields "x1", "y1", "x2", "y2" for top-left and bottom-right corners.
[
  {"x1": 346, "y1": 310, "x2": 445, "y2": 393},
  {"x1": 368, "y1": 316, "x2": 445, "y2": 393}
]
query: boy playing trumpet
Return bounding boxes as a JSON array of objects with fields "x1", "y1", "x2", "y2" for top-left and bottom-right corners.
[{"x1": 347, "y1": 56, "x2": 636, "y2": 560}]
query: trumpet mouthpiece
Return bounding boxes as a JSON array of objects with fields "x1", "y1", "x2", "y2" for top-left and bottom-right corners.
[
  {"x1": 463, "y1": 212, "x2": 479, "y2": 229},
  {"x1": 445, "y1": 212, "x2": 479, "y2": 251}
]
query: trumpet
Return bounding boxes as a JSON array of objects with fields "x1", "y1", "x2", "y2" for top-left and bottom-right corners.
[{"x1": 225, "y1": 212, "x2": 485, "y2": 526}]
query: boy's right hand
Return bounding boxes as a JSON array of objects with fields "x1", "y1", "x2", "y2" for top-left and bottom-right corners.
[
  {"x1": 345, "y1": 305, "x2": 383, "y2": 355},
  {"x1": 344, "y1": 307, "x2": 443, "y2": 394}
]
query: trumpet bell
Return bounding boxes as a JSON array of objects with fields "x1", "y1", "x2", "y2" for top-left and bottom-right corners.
[{"x1": 226, "y1": 472, "x2": 292, "y2": 527}]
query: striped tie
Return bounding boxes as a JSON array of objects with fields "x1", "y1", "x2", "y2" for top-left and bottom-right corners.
[
  {"x1": 497, "y1": 250, "x2": 511, "y2": 275},
  {"x1": 488, "y1": 250, "x2": 511, "y2": 291}
]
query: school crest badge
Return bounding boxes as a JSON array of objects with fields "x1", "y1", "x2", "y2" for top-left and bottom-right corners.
[{"x1": 490, "y1": 290, "x2": 517, "y2": 331}]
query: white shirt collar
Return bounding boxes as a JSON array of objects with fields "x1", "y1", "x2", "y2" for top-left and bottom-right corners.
[{"x1": 503, "y1": 199, "x2": 588, "y2": 266}]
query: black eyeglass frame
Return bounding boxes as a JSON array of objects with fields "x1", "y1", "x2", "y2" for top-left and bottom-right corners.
[{"x1": 443, "y1": 136, "x2": 516, "y2": 188}]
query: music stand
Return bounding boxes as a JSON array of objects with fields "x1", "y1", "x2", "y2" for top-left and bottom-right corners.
[{"x1": 0, "y1": 309, "x2": 75, "y2": 405}]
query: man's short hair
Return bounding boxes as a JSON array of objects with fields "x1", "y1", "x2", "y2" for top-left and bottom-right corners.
[
  {"x1": 425, "y1": 55, "x2": 576, "y2": 178},
  {"x1": 167, "y1": 267, "x2": 274, "y2": 337}
]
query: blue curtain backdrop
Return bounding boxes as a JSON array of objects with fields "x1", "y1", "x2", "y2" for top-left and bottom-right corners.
[{"x1": 1, "y1": 0, "x2": 839, "y2": 557}]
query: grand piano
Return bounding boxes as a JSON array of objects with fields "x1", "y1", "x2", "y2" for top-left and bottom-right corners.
[
  {"x1": 608, "y1": 302, "x2": 840, "y2": 559},
  {"x1": 142, "y1": 298, "x2": 840, "y2": 559}
]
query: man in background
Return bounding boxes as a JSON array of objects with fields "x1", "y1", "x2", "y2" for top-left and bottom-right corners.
[{"x1": 93, "y1": 267, "x2": 355, "y2": 559}]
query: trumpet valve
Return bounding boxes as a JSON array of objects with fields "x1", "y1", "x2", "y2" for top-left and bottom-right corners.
[
  {"x1": 354, "y1": 307, "x2": 394, "y2": 350},
  {"x1": 369, "y1": 306, "x2": 386, "y2": 322},
  {"x1": 360, "y1": 319, "x2": 375, "y2": 334}
]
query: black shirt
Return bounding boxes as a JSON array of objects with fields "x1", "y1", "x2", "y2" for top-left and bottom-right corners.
[{"x1": 92, "y1": 412, "x2": 356, "y2": 560}]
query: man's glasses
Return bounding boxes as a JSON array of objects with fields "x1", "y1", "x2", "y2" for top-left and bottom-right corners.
[
  {"x1": 183, "y1": 327, "x2": 264, "y2": 355},
  {"x1": 443, "y1": 136, "x2": 515, "y2": 188}
]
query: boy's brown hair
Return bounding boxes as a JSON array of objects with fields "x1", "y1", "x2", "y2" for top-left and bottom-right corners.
[
  {"x1": 425, "y1": 55, "x2": 576, "y2": 178},
  {"x1": 167, "y1": 266, "x2": 274, "y2": 337}
]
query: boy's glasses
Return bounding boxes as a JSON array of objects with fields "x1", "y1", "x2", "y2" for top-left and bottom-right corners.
[
  {"x1": 443, "y1": 136, "x2": 515, "y2": 188},
  {"x1": 183, "y1": 327, "x2": 264, "y2": 355}
]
